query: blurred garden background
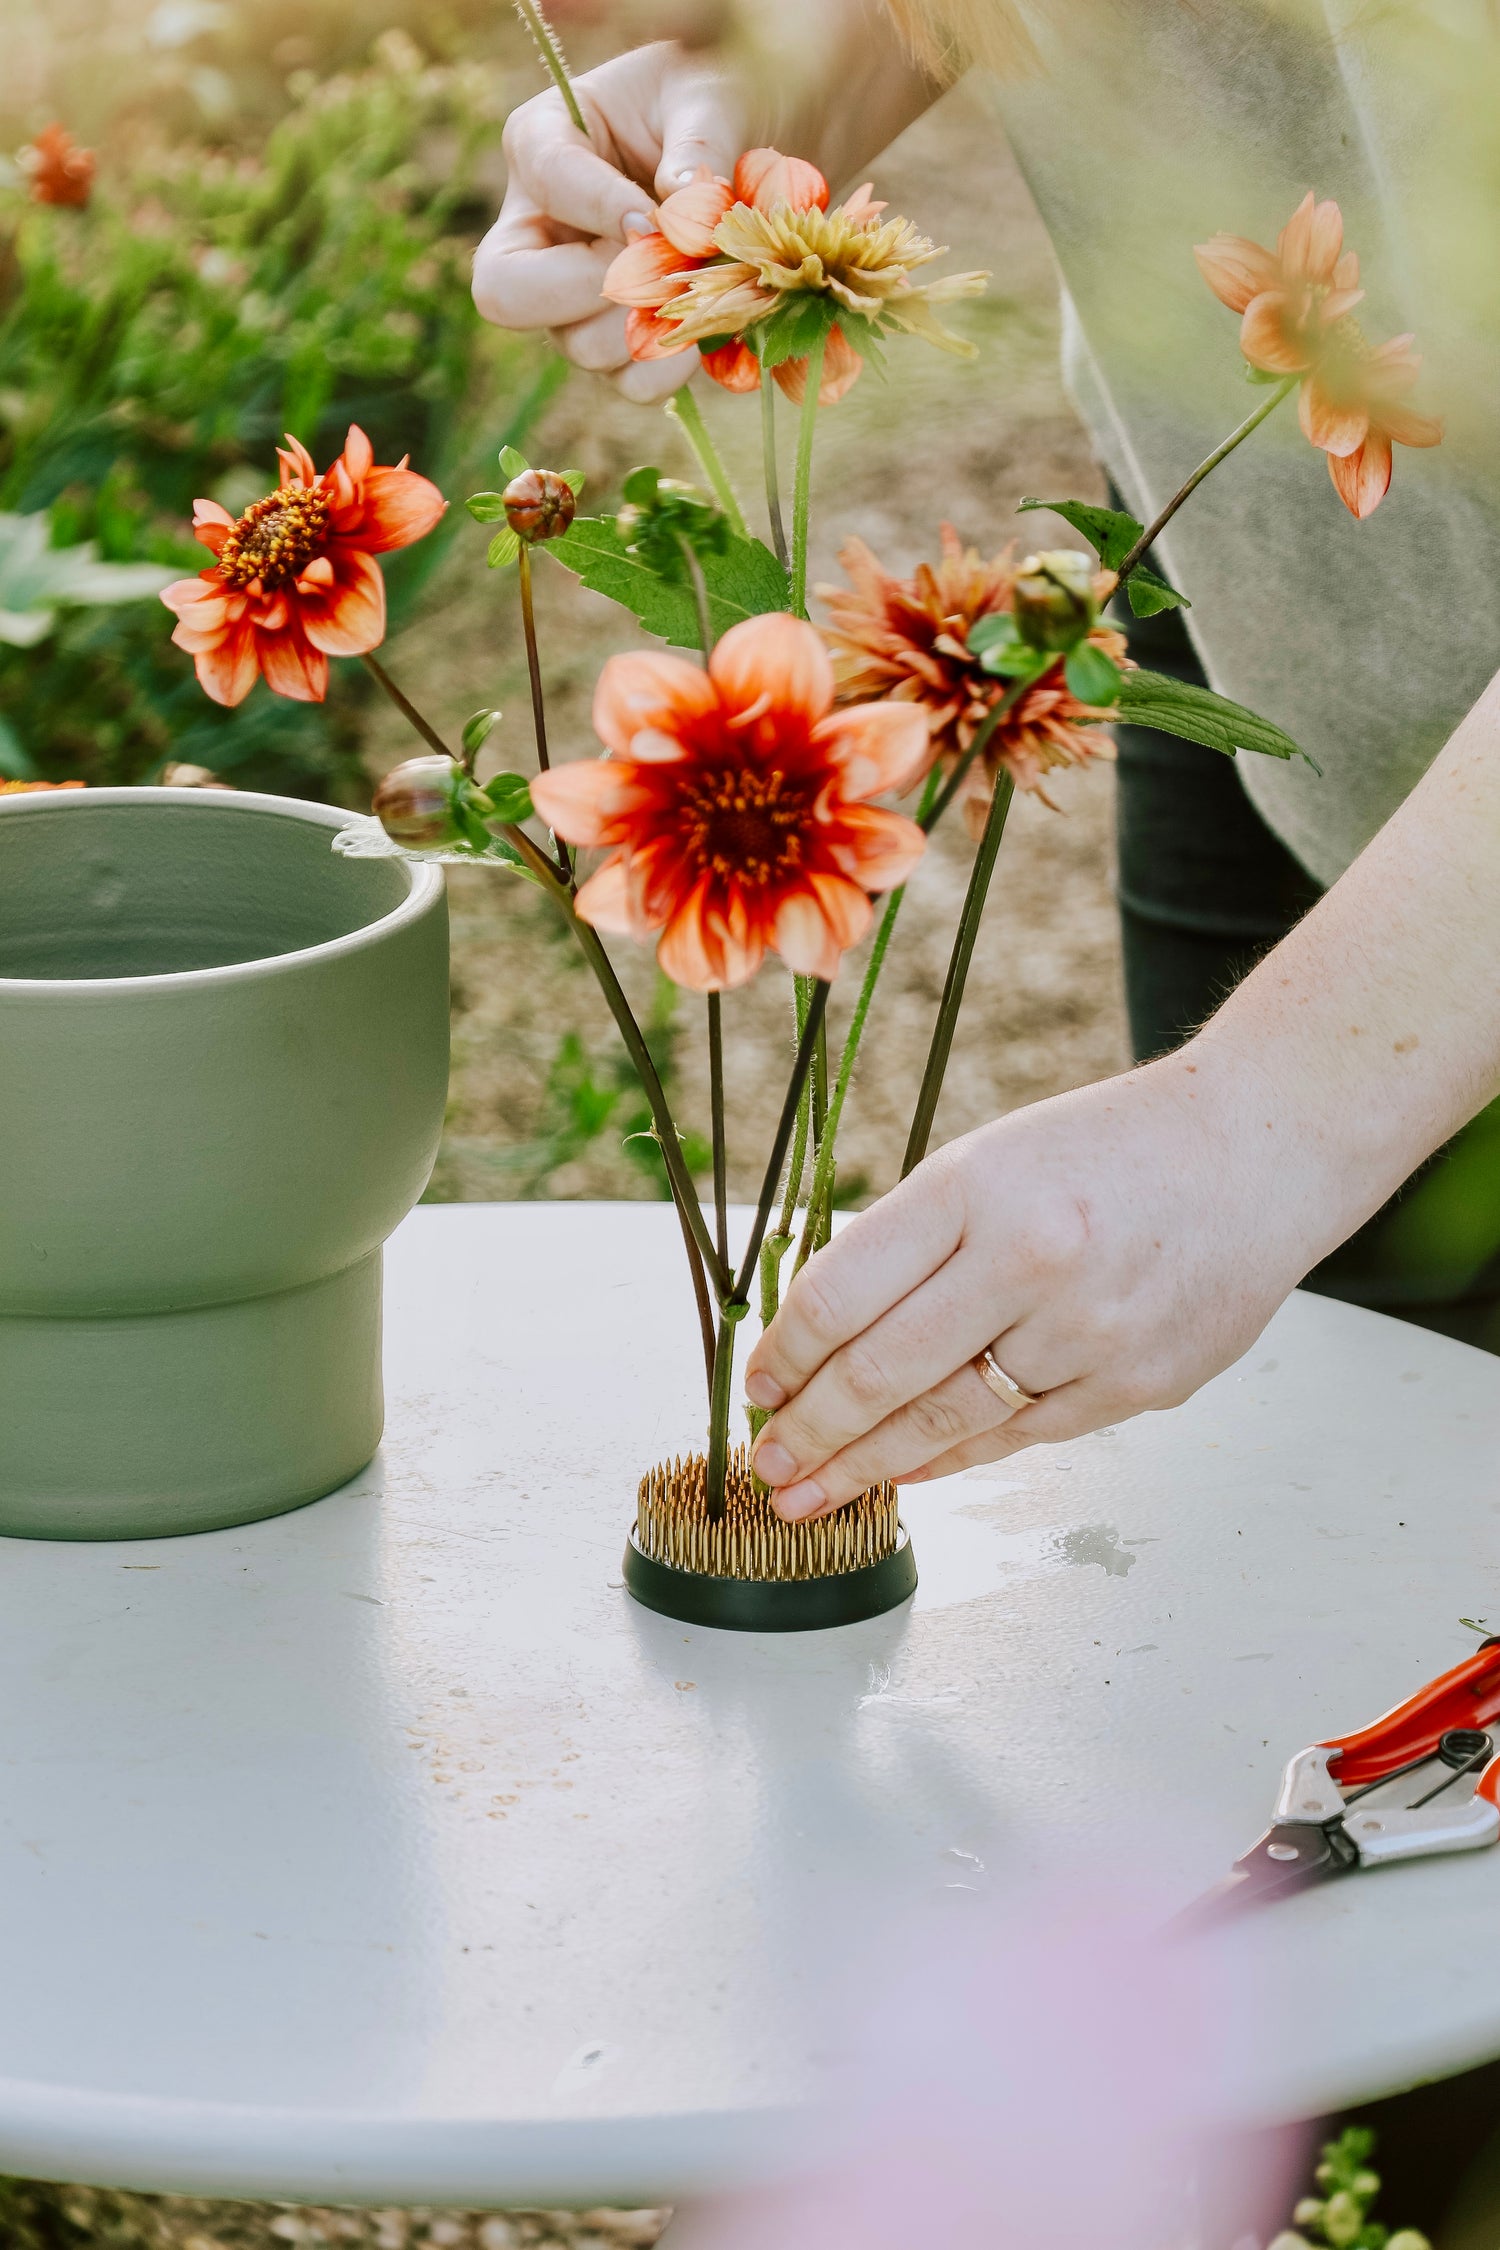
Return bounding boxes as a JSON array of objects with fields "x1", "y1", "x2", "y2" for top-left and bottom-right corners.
[{"x1": 0, "y1": 0, "x2": 1129, "y2": 1229}]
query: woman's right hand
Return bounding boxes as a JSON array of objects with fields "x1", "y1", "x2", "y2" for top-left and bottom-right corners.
[{"x1": 472, "y1": 44, "x2": 755, "y2": 402}]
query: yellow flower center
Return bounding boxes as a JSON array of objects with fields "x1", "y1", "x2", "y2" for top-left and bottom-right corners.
[
  {"x1": 679, "y1": 764, "x2": 812, "y2": 890},
  {"x1": 218, "y1": 483, "x2": 332, "y2": 591}
]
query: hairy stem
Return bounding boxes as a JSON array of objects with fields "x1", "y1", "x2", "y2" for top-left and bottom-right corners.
[
  {"x1": 512, "y1": 0, "x2": 589, "y2": 136},
  {"x1": 516, "y1": 544, "x2": 569, "y2": 878},
  {"x1": 789, "y1": 328, "x2": 827, "y2": 619},
  {"x1": 734, "y1": 981, "x2": 831, "y2": 1304},
  {"x1": 1115, "y1": 375, "x2": 1297, "y2": 587},
  {"x1": 760, "y1": 371, "x2": 788, "y2": 570},
  {"x1": 668, "y1": 388, "x2": 749, "y2": 540},
  {"x1": 675, "y1": 531, "x2": 714, "y2": 668},
  {"x1": 708, "y1": 991, "x2": 729, "y2": 1273},
  {"x1": 902, "y1": 772, "x2": 1016, "y2": 1177}
]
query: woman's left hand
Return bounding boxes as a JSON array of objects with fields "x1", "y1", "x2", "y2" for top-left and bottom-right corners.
[{"x1": 743, "y1": 1049, "x2": 1337, "y2": 1518}]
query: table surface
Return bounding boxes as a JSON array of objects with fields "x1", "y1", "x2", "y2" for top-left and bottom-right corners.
[{"x1": 7, "y1": 1201, "x2": 1500, "y2": 2208}]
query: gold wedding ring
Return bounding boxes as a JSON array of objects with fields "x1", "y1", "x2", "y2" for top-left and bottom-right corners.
[{"x1": 974, "y1": 1347, "x2": 1041, "y2": 1415}]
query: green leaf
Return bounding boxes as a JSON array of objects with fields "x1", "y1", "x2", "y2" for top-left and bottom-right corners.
[
  {"x1": 466, "y1": 491, "x2": 508, "y2": 523},
  {"x1": 621, "y1": 464, "x2": 662, "y2": 507},
  {"x1": 560, "y1": 469, "x2": 586, "y2": 497},
  {"x1": 1064, "y1": 645, "x2": 1122, "y2": 704},
  {"x1": 969, "y1": 615, "x2": 1051, "y2": 682},
  {"x1": 499, "y1": 445, "x2": 530, "y2": 479},
  {"x1": 1116, "y1": 668, "x2": 1320, "y2": 770},
  {"x1": 486, "y1": 527, "x2": 521, "y2": 570},
  {"x1": 546, "y1": 515, "x2": 791, "y2": 649},
  {"x1": 461, "y1": 708, "x2": 502, "y2": 755},
  {"x1": 755, "y1": 293, "x2": 838, "y2": 372},
  {"x1": 479, "y1": 771, "x2": 534, "y2": 824},
  {"x1": 1017, "y1": 497, "x2": 1189, "y2": 617},
  {"x1": 966, "y1": 612, "x2": 1017, "y2": 657}
]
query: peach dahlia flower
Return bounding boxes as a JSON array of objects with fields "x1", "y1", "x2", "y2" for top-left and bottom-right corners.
[
  {"x1": 821, "y1": 529, "x2": 1124, "y2": 829},
  {"x1": 19, "y1": 124, "x2": 95, "y2": 208},
  {"x1": 161, "y1": 426, "x2": 445, "y2": 706},
  {"x1": 1196, "y1": 192, "x2": 1441, "y2": 518},
  {"x1": 603, "y1": 147, "x2": 984, "y2": 404},
  {"x1": 528, "y1": 614, "x2": 929, "y2": 992}
]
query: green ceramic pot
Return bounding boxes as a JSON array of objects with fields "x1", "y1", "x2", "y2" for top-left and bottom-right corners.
[{"x1": 0, "y1": 787, "x2": 448, "y2": 1540}]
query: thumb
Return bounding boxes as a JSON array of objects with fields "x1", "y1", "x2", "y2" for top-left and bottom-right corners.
[{"x1": 653, "y1": 64, "x2": 747, "y2": 198}]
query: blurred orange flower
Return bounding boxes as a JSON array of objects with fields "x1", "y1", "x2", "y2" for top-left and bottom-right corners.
[
  {"x1": 19, "y1": 124, "x2": 95, "y2": 208},
  {"x1": 821, "y1": 528, "x2": 1123, "y2": 828},
  {"x1": 1195, "y1": 192, "x2": 1440, "y2": 518},
  {"x1": 0, "y1": 778, "x2": 85, "y2": 794},
  {"x1": 529, "y1": 613, "x2": 928, "y2": 991},
  {"x1": 161, "y1": 426, "x2": 445, "y2": 706}
]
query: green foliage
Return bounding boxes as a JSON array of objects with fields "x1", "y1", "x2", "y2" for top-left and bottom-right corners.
[
  {"x1": 0, "y1": 510, "x2": 172, "y2": 646},
  {"x1": 616, "y1": 464, "x2": 733, "y2": 578},
  {"x1": 1063, "y1": 643, "x2": 1122, "y2": 704},
  {"x1": 1017, "y1": 497, "x2": 1189, "y2": 619},
  {"x1": 544, "y1": 514, "x2": 791, "y2": 651},
  {"x1": 467, "y1": 974, "x2": 712, "y2": 1201},
  {"x1": 0, "y1": 42, "x2": 550, "y2": 793},
  {"x1": 1115, "y1": 667, "x2": 1317, "y2": 768},
  {"x1": 1272, "y1": 2126, "x2": 1430, "y2": 2250}
]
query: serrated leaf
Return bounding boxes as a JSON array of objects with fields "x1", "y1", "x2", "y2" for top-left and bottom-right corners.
[
  {"x1": 1064, "y1": 645, "x2": 1122, "y2": 704},
  {"x1": 1017, "y1": 497, "x2": 1189, "y2": 615},
  {"x1": 755, "y1": 293, "x2": 838, "y2": 372},
  {"x1": 1117, "y1": 668, "x2": 1320, "y2": 770},
  {"x1": 479, "y1": 771, "x2": 534, "y2": 824},
  {"x1": 499, "y1": 445, "x2": 529, "y2": 478},
  {"x1": 486, "y1": 527, "x2": 520, "y2": 570},
  {"x1": 545, "y1": 515, "x2": 791, "y2": 648},
  {"x1": 467, "y1": 491, "x2": 508, "y2": 523}
]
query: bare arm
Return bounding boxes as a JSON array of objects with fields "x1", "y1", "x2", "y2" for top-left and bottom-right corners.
[
  {"x1": 471, "y1": 4, "x2": 942, "y2": 397},
  {"x1": 743, "y1": 674, "x2": 1500, "y2": 1517}
]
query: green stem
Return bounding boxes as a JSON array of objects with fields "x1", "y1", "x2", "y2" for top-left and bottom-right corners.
[
  {"x1": 360, "y1": 652, "x2": 728, "y2": 1372},
  {"x1": 704, "y1": 1302, "x2": 743, "y2": 1519},
  {"x1": 668, "y1": 388, "x2": 749, "y2": 540},
  {"x1": 512, "y1": 0, "x2": 589, "y2": 136},
  {"x1": 760, "y1": 370, "x2": 788, "y2": 570},
  {"x1": 734, "y1": 981, "x2": 831, "y2": 1304},
  {"x1": 708, "y1": 991, "x2": 728, "y2": 1273},
  {"x1": 901, "y1": 772, "x2": 1016, "y2": 1178},
  {"x1": 675, "y1": 531, "x2": 714, "y2": 668},
  {"x1": 516, "y1": 544, "x2": 569, "y2": 879},
  {"x1": 1115, "y1": 375, "x2": 1297, "y2": 587},
  {"x1": 789, "y1": 329, "x2": 827, "y2": 619}
]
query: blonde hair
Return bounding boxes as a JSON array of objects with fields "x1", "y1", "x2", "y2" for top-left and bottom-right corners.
[{"x1": 883, "y1": 0, "x2": 1041, "y2": 79}]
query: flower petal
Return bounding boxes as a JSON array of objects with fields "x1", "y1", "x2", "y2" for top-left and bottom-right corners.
[
  {"x1": 823, "y1": 803, "x2": 927, "y2": 892},
  {"x1": 341, "y1": 424, "x2": 375, "y2": 483},
  {"x1": 339, "y1": 465, "x2": 447, "y2": 553},
  {"x1": 530, "y1": 758, "x2": 657, "y2": 846},
  {"x1": 701, "y1": 338, "x2": 762, "y2": 392},
  {"x1": 278, "y1": 435, "x2": 318, "y2": 487},
  {"x1": 593, "y1": 648, "x2": 719, "y2": 754},
  {"x1": 772, "y1": 324, "x2": 864, "y2": 405},
  {"x1": 1329, "y1": 432, "x2": 1392, "y2": 519},
  {"x1": 1238, "y1": 290, "x2": 1312, "y2": 373},
  {"x1": 1193, "y1": 232, "x2": 1281, "y2": 315},
  {"x1": 710, "y1": 613, "x2": 834, "y2": 728},
  {"x1": 623, "y1": 305, "x2": 695, "y2": 362},
  {"x1": 188, "y1": 621, "x2": 259, "y2": 707},
  {"x1": 571, "y1": 854, "x2": 635, "y2": 934},
  {"x1": 658, "y1": 176, "x2": 733, "y2": 256},
  {"x1": 299, "y1": 549, "x2": 387, "y2": 655},
  {"x1": 1279, "y1": 192, "x2": 1344, "y2": 285},
  {"x1": 657, "y1": 873, "x2": 755, "y2": 992},
  {"x1": 1382, "y1": 403, "x2": 1444, "y2": 449},
  {"x1": 771, "y1": 874, "x2": 870, "y2": 979},
  {"x1": 191, "y1": 498, "x2": 236, "y2": 554},
  {"x1": 1299, "y1": 373, "x2": 1370, "y2": 458},
  {"x1": 733, "y1": 147, "x2": 829, "y2": 214},
  {"x1": 836, "y1": 182, "x2": 887, "y2": 224},
  {"x1": 812, "y1": 699, "x2": 931, "y2": 799},
  {"x1": 256, "y1": 623, "x2": 328, "y2": 702},
  {"x1": 603, "y1": 231, "x2": 698, "y2": 308}
]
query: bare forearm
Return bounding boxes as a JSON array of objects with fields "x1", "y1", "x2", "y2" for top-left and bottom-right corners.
[{"x1": 1187, "y1": 667, "x2": 1500, "y2": 1253}]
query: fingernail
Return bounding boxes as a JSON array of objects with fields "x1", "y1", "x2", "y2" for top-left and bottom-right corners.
[
  {"x1": 744, "y1": 1370, "x2": 787, "y2": 1410},
  {"x1": 774, "y1": 1479, "x2": 826, "y2": 1521},
  {"x1": 672, "y1": 166, "x2": 698, "y2": 185},
  {"x1": 751, "y1": 1438, "x2": 797, "y2": 1485},
  {"x1": 622, "y1": 210, "x2": 655, "y2": 238}
]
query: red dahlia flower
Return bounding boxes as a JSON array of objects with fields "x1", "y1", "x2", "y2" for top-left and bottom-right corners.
[
  {"x1": 160, "y1": 427, "x2": 446, "y2": 706},
  {"x1": 529, "y1": 614, "x2": 929, "y2": 992}
]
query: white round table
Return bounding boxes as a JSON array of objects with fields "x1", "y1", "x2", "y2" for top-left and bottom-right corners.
[{"x1": 5, "y1": 1202, "x2": 1500, "y2": 2208}]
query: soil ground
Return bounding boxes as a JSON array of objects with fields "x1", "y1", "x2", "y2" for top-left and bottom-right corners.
[{"x1": 5, "y1": 71, "x2": 1128, "y2": 2250}]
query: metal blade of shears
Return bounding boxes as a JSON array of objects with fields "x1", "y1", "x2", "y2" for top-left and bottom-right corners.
[{"x1": 1175, "y1": 1822, "x2": 1358, "y2": 1933}]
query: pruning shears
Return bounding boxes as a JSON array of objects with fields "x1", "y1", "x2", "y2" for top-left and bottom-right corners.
[{"x1": 1183, "y1": 1641, "x2": 1500, "y2": 1928}]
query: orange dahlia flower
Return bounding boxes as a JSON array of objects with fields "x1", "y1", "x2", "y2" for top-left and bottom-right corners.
[
  {"x1": 821, "y1": 528, "x2": 1124, "y2": 830},
  {"x1": 529, "y1": 613, "x2": 929, "y2": 992},
  {"x1": 1195, "y1": 192, "x2": 1441, "y2": 518},
  {"x1": 19, "y1": 124, "x2": 95, "y2": 208},
  {"x1": 161, "y1": 427, "x2": 445, "y2": 707},
  {"x1": 0, "y1": 778, "x2": 85, "y2": 794}
]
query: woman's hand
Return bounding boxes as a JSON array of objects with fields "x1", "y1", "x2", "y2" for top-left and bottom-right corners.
[
  {"x1": 471, "y1": 19, "x2": 939, "y2": 395},
  {"x1": 744, "y1": 1050, "x2": 1341, "y2": 1516}
]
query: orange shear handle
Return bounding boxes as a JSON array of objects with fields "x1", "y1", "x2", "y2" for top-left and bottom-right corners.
[{"x1": 1324, "y1": 1643, "x2": 1500, "y2": 1788}]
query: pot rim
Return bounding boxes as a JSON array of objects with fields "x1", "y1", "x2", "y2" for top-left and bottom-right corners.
[{"x1": 0, "y1": 786, "x2": 443, "y2": 994}]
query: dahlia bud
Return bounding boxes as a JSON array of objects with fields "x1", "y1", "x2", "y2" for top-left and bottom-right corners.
[
  {"x1": 1386, "y1": 2232, "x2": 1432, "y2": 2250},
  {"x1": 1012, "y1": 549, "x2": 1101, "y2": 652},
  {"x1": 1266, "y1": 2235, "x2": 1310, "y2": 2250},
  {"x1": 1321, "y1": 2190, "x2": 1365, "y2": 2247},
  {"x1": 372, "y1": 754, "x2": 466, "y2": 849},
  {"x1": 616, "y1": 467, "x2": 731, "y2": 574},
  {"x1": 1292, "y1": 2200, "x2": 1326, "y2": 2228},
  {"x1": 502, "y1": 468, "x2": 576, "y2": 543}
]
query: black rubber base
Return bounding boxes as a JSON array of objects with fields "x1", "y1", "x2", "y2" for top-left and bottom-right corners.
[{"x1": 622, "y1": 1524, "x2": 917, "y2": 1632}]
